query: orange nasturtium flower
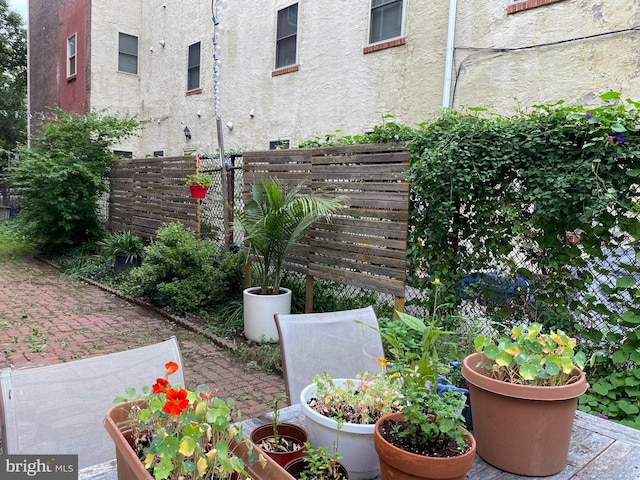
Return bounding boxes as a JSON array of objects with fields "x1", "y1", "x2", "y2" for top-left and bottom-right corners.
[
  {"x1": 152, "y1": 378, "x2": 170, "y2": 394},
  {"x1": 377, "y1": 357, "x2": 389, "y2": 369},
  {"x1": 165, "y1": 361, "x2": 179, "y2": 377},
  {"x1": 163, "y1": 388, "x2": 190, "y2": 415}
]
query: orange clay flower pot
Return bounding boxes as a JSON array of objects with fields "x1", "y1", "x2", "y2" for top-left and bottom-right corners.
[
  {"x1": 462, "y1": 353, "x2": 588, "y2": 476},
  {"x1": 374, "y1": 412, "x2": 476, "y2": 480},
  {"x1": 104, "y1": 400, "x2": 295, "y2": 480}
]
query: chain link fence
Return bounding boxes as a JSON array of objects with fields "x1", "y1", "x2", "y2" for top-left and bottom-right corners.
[{"x1": 196, "y1": 154, "x2": 638, "y2": 336}]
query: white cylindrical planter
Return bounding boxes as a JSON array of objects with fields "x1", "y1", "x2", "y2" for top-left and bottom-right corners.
[
  {"x1": 243, "y1": 287, "x2": 291, "y2": 343},
  {"x1": 300, "y1": 380, "x2": 379, "y2": 480}
]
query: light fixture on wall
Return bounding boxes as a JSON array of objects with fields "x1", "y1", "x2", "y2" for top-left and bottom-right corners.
[{"x1": 183, "y1": 126, "x2": 191, "y2": 142}]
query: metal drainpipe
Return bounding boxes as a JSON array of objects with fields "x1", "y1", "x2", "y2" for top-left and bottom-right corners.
[{"x1": 442, "y1": 0, "x2": 458, "y2": 110}]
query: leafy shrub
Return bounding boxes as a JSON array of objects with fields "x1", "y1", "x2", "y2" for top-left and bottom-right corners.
[
  {"x1": 130, "y1": 222, "x2": 245, "y2": 315},
  {"x1": 10, "y1": 109, "x2": 139, "y2": 252}
]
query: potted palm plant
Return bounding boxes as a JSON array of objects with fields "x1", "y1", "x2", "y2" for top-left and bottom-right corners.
[
  {"x1": 234, "y1": 177, "x2": 345, "y2": 342},
  {"x1": 373, "y1": 279, "x2": 476, "y2": 480},
  {"x1": 462, "y1": 323, "x2": 588, "y2": 476}
]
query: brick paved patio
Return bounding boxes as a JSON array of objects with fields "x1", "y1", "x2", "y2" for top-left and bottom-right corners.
[{"x1": 0, "y1": 256, "x2": 286, "y2": 417}]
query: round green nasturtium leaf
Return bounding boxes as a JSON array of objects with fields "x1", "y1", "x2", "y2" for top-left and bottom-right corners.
[{"x1": 519, "y1": 364, "x2": 538, "y2": 381}]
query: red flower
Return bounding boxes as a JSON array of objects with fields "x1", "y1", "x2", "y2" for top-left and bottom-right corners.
[
  {"x1": 152, "y1": 378, "x2": 169, "y2": 394},
  {"x1": 163, "y1": 389, "x2": 189, "y2": 415},
  {"x1": 165, "y1": 361, "x2": 179, "y2": 377}
]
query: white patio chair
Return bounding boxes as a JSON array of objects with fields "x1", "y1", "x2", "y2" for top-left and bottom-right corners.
[
  {"x1": 274, "y1": 306, "x2": 385, "y2": 406},
  {"x1": 0, "y1": 336, "x2": 184, "y2": 469}
]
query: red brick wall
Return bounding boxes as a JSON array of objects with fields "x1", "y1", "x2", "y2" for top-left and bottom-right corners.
[
  {"x1": 507, "y1": 0, "x2": 566, "y2": 14},
  {"x1": 28, "y1": 0, "x2": 89, "y2": 135}
]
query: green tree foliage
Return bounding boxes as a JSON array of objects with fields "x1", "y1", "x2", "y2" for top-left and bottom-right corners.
[
  {"x1": 0, "y1": 0, "x2": 27, "y2": 150},
  {"x1": 11, "y1": 109, "x2": 139, "y2": 251}
]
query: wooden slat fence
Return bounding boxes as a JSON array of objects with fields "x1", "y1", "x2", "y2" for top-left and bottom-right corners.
[
  {"x1": 108, "y1": 156, "x2": 200, "y2": 239},
  {"x1": 242, "y1": 143, "x2": 410, "y2": 312}
]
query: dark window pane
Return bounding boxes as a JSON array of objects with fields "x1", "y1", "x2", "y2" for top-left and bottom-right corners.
[
  {"x1": 188, "y1": 42, "x2": 201, "y2": 90},
  {"x1": 276, "y1": 36, "x2": 296, "y2": 68},
  {"x1": 275, "y1": 3, "x2": 297, "y2": 68},
  {"x1": 370, "y1": 0, "x2": 402, "y2": 43},
  {"x1": 119, "y1": 53, "x2": 137, "y2": 74},
  {"x1": 188, "y1": 42, "x2": 200, "y2": 69},
  {"x1": 188, "y1": 66, "x2": 200, "y2": 90},
  {"x1": 118, "y1": 33, "x2": 138, "y2": 73},
  {"x1": 119, "y1": 33, "x2": 138, "y2": 55},
  {"x1": 277, "y1": 4, "x2": 298, "y2": 39}
]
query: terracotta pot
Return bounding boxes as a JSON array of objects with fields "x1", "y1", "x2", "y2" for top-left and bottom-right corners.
[
  {"x1": 250, "y1": 422, "x2": 308, "y2": 468},
  {"x1": 284, "y1": 457, "x2": 350, "y2": 479},
  {"x1": 462, "y1": 353, "x2": 588, "y2": 476},
  {"x1": 374, "y1": 412, "x2": 476, "y2": 480},
  {"x1": 189, "y1": 184, "x2": 208, "y2": 198},
  {"x1": 103, "y1": 401, "x2": 295, "y2": 480}
]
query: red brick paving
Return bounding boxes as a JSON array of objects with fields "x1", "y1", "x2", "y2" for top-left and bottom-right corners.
[{"x1": 0, "y1": 256, "x2": 286, "y2": 418}]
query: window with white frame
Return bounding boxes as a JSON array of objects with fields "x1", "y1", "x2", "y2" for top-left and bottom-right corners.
[
  {"x1": 369, "y1": 0, "x2": 403, "y2": 44},
  {"x1": 118, "y1": 32, "x2": 138, "y2": 74},
  {"x1": 67, "y1": 34, "x2": 76, "y2": 78},
  {"x1": 187, "y1": 41, "x2": 201, "y2": 91},
  {"x1": 275, "y1": 3, "x2": 298, "y2": 69}
]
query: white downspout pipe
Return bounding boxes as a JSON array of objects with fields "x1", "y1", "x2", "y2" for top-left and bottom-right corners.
[{"x1": 442, "y1": 0, "x2": 458, "y2": 110}]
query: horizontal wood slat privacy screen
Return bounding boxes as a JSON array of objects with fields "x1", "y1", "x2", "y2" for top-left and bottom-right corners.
[
  {"x1": 109, "y1": 156, "x2": 200, "y2": 238},
  {"x1": 242, "y1": 143, "x2": 410, "y2": 312}
]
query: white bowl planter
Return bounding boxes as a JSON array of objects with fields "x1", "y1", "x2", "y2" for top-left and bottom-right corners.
[{"x1": 300, "y1": 379, "x2": 380, "y2": 480}]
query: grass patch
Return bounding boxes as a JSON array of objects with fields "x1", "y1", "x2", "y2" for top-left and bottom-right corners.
[{"x1": 0, "y1": 219, "x2": 35, "y2": 259}]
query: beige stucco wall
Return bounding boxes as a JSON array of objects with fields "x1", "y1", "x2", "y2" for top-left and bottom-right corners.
[
  {"x1": 220, "y1": 1, "x2": 450, "y2": 151},
  {"x1": 90, "y1": 0, "x2": 216, "y2": 156},
  {"x1": 90, "y1": 0, "x2": 143, "y2": 153},
  {"x1": 84, "y1": 0, "x2": 640, "y2": 157},
  {"x1": 452, "y1": 0, "x2": 640, "y2": 112},
  {"x1": 88, "y1": 1, "x2": 453, "y2": 156}
]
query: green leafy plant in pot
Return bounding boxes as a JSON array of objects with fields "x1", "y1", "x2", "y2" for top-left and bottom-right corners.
[
  {"x1": 250, "y1": 394, "x2": 308, "y2": 468},
  {"x1": 462, "y1": 322, "x2": 588, "y2": 476},
  {"x1": 99, "y1": 231, "x2": 145, "y2": 273},
  {"x1": 284, "y1": 442, "x2": 349, "y2": 480},
  {"x1": 185, "y1": 173, "x2": 213, "y2": 199},
  {"x1": 301, "y1": 371, "x2": 402, "y2": 480},
  {"x1": 104, "y1": 361, "x2": 274, "y2": 480},
  {"x1": 375, "y1": 279, "x2": 476, "y2": 480},
  {"x1": 234, "y1": 177, "x2": 345, "y2": 342}
]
